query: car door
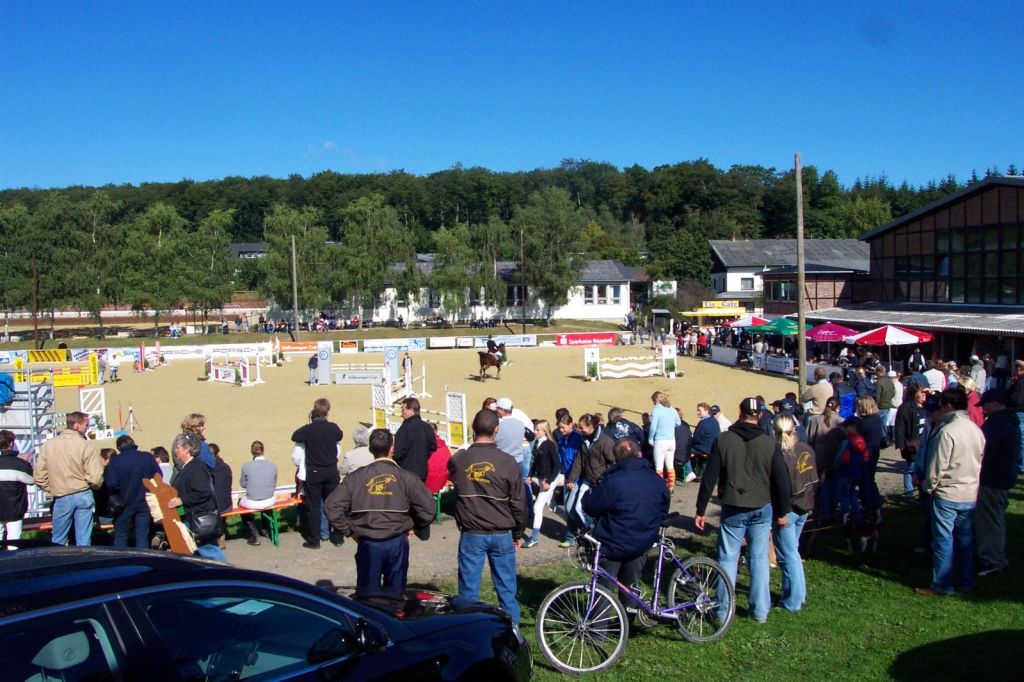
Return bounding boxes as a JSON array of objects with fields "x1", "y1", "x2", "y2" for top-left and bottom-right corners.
[{"x1": 120, "y1": 581, "x2": 440, "y2": 681}]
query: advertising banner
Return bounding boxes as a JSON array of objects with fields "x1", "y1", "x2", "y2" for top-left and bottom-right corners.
[
  {"x1": 337, "y1": 340, "x2": 360, "y2": 354},
  {"x1": 429, "y1": 337, "x2": 457, "y2": 349},
  {"x1": 709, "y1": 346, "x2": 739, "y2": 366},
  {"x1": 362, "y1": 338, "x2": 427, "y2": 353},
  {"x1": 765, "y1": 355, "x2": 795, "y2": 375},
  {"x1": 0, "y1": 350, "x2": 28, "y2": 365},
  {"x1": 471, "y1": 334, "x2": 537, "y2": 348},
  {"x1": 279, "y1": 341, "x2": 320, "y2": 355},
  {"x1": 334, "y1": 370, "x2": 383, "y2": 385},
  {"x1": 554, "y1": 332, "x2": 618, "y2": 347},
  {"x1": 456, "y1": 337, "x2": 476, "y2": 348}
]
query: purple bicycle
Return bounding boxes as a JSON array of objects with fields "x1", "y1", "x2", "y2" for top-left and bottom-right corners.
[{"x1": 535, "y1": 512, "x2": 735, "y2": 674}]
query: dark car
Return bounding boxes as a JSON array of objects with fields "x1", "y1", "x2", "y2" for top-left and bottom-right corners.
[{"x1": 0, "y1": 544, "x2": 531, "y2": 681}]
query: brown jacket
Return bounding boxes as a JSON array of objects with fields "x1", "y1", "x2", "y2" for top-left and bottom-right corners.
[
  {"x1": 800, "y1": 380, "x2": 833, "y2": 416},
  {"x1": 34, "y1": 430, "x2": 104, "y2": 498},
  {"x1": 325, "y1": 458, "x2": 435, "y2": 541}
]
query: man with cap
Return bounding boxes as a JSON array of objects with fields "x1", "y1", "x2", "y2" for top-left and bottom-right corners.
[
  {"x1": 875, "y1": 365, "x2": 897, "y2": 444},
  {"x1": 916, "y1": 388, "x2": 985, "y2": 596},
  {"x1": 494, "y1": 397, "x2": 534, "y2": 481},
  {"x1": 711, "y1": 404, "x2": 732, "y2": 432},
  {"x1": 326, "y1": 429, "x2": 435, "y2": 598},
  {"x1": 695, "y1": 398, "x2": 792, "y2": 623},
  {"x1": 969, "y1": 355, "x2": 987, "y2": 393},
  {"x1": 774, "y1": 398, "x2": 809, "y2": 443},
  {"x1": 975, "y1": 388, "x2": 1020, "y2": 576}
]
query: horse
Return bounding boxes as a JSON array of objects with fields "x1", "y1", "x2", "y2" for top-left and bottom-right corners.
[{"x1": 478, "y1": 343, "x2": 506, "y2": 380}]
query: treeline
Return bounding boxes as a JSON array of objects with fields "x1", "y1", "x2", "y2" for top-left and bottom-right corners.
[{"x1": 1, "y1": 159, "x2": 1014, "y2": 331}]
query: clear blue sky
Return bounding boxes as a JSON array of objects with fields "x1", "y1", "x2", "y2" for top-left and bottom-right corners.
[{"x1": 2, "y1": 1, "x2": 1021, "y2": 190}]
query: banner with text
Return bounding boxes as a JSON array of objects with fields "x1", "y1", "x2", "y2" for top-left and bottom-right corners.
[
  {"x1": 362, "y1": 338, "x2": 427, "y2": 353},
  {"x1": 554, "y1": 332, "x2": 618, "y2": 347},
  {"x1": 471, "y1": 334, "x2": 538, "y2": 348}
]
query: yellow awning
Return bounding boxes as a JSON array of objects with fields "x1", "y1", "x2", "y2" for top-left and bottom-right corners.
[{"x1": 680, "y1": 307, "x2": 747, "y2": 317}]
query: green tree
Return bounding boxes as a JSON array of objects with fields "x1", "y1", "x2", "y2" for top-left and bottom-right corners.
[
  {"x1": 68, "y1": 192, "x2": 125, "y2": 337},
  {"x1": 516, "y1": 187, "x2": 587, "y2": 319},
  {"x1": 121, "y1": 203, "x2": 189, "y2": 336},
  {"x1": 430, "y1": 224, "x2": 473, "y2": 320},
  {"x1": 840, "y1": 195, "x2": 892, "y2": 237},
  {"x1": 261, "y1": 204, "x2": 331, "y2": 319},
  {"x1": 186, "y1": 209, "x2": 235, "y2": 332},
  {"x1": 0, "y1": 204, "x2": 32, "y2": 332}
]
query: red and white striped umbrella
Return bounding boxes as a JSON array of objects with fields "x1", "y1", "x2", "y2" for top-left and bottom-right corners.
[{"x1": 843, "y1": 325, "x2": 933, "y2": 346}]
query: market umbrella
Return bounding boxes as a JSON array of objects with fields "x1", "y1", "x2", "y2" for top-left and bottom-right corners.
[
  {"x1": 747, "y1": 318, "x2": 811, "y2": 336},
  {"x1": 843, "y1": 325, "x2": 934, "y2": 365},
  {"x1": 726, "y1": 314, "x2": 769, "y2": 328},
  {"x1": 806, "y1": 322, "x2": 859, "y2": 342}
]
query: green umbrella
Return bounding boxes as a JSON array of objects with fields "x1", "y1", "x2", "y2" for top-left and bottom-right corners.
[{"x1": 747, "y1": 318, "x2": 811, "y2": 336}]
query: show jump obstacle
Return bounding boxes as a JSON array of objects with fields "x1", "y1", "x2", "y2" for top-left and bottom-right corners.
[
  {"x1": 583, "y1": 345, "x2": 676, "y2": 380},
  {"x1": 370, "y1": 372, "x2": 469, "y2": 449},
  {"x1": 327, "y1": 344, "x2": 429, "y2": 401}
]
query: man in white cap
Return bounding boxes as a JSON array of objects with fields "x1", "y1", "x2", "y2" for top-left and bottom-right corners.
[
  {"x1": 494, "y1": 397, "x2": 534, "y2": 480},
  {"x1": 969, "y1": 355, "x2": 987, "y2": 392}
]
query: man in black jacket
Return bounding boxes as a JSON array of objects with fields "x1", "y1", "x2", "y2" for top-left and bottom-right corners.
[
  {"x1": 695, "y1": 397, "x2": 791, "y2": 624},
  {"x1": 326, "y1": 429, "x2": 435, "y2": 598},
  {"x1": 394, "y1": 398, "x2": 437, "y2": 482},
  {"x1": 291, "y1": 398, "x2": 344, "y2": 549},
  {"x1": 583, "y1": 439, "x2": 669, "y2": 596},
  {"x1": 0, "y1": 430, "x2": 33, "y2": 545},
  {"x1": 449, "y1": 409, "x2": 528, "y2": 624},
  {"x1": 976, "y1": 389, "x2": 1021, "y2": 576}
]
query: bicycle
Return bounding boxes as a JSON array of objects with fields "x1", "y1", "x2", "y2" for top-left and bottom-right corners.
[{"x1": 535, "y1": 512, "x2": 735, "y2": 675}]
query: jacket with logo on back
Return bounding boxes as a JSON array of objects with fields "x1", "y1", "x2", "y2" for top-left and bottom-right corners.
[
  {"x1": 325, "y1": 458, "x2": 435, "y2": 541},
  {"x1": 448, "y1": 442, "x2": 527, "y2": 540}
]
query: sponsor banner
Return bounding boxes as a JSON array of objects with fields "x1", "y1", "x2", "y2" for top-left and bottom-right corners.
[
  {"x1": 429, "y1": 336, "x2": 457, "y2": 349},
  {"x1": 554, "y1": 332, "x2": 618, "y2": 347},
  {"x1": 154, "y1": 345, "x2": 204, "y2": 359},
  {"x1": 334, "y1": 370, "x2": 383, "y2": 385},
  {"x1": 337, "y1": 340, "x2": 360, "y2": 354},
  {"x1": 765, "y1": 355, "x2": 795, "y2": 375},
  {"x1": 362, "y1": 338, "x2": 427, "y2": 353},
  {"x1": 471, "y1": 334, "x2": 537, "y2": 348},
  {"x1": 709, "y1": 346, "x2": 739, "y2": 366},
  {"x1": 701, "y1": 299, "x2": 740, "y2": 309},
  {"x1": 456, "y1": 337, "x2": 476, "y2": 348},
  {"x1": 279, "y1": 341, "x2": 320, "y2": 355},
  {"x1": 28, "y1": 349, "x2": 68, "y2": 363},
  {"x1": 0, "y1": 350, "x2": 28, "y2": 365}
]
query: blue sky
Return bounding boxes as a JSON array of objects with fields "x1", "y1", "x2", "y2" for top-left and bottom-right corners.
[{"x1": 1, "y1": 2, "x2": 1021, "y2": 190}]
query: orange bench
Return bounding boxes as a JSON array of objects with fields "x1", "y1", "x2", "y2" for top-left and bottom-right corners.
[{"x1": 220, "y1": 495, "x2": 300, "y2": 546}]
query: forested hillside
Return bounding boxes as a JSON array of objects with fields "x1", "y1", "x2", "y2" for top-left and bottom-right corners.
[{"x1": 0, "y1": 159, "x2": 1012, "y2": 329}]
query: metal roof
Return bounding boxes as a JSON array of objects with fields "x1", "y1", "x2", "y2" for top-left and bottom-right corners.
[
  {"x1": 229, "y1": 242, "x2": 268, "y2": 258},
  {"x1": 709, "y1": 239, "x2": 868, "y2": 271},
  {"x1": 805, "y1": 302, "x2": 1024, "y2": 337},
  {"x1": 388, "y1": 256, "x2": 638, "y2": 284},
  {"x1": 762, "y1": 263, "x2": 868, "y2": 276},
  {"x1": 858, "y1": 176, "x2": 1024, "y2": 242}
]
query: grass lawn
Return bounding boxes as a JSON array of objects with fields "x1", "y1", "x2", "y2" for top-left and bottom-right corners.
[{"x1": 431, "y1": 482, "x2": 1024, "y2": 680}]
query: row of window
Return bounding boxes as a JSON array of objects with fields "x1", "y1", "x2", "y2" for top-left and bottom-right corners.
[
  {"x1": 884, "y1": 222, "x2": 1021, "y2": 258},
  {"x1": 582, "y1": 284, "x2": 623, "y2": 305},
  {"x1": 351, "y1": 283, "x2": 626, "y2": 309},
  {"x1": 765, "y1": 280, "x2": 796, "y2": 303}
]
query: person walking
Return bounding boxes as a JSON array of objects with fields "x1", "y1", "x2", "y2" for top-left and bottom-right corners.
[
  {"x1": 916, "y1": 388, "x2": 986, "y2": 596},
  {"x1": 448, "y1": 409, "x2": 528, "y2": 624},
  {"x1": 565, "y1": 414, "x2": 616, "y2": 532},
  {"x1": 105, "y1": 435, "x2": 160, "y2": 549},
  {"x1": 291, "y1": 398, "x2": 344, "y2": 549},
  {"x1": 695, "y1": 398, "x2": 791, "y2": 624},
  {"x1": 0, "y1": 430, "x2": 33, "y2": 545},
  {"x1": 974, "y1": 388, "x2": 1020, "y2": 577},
  {"x1": 167, "y1": 432, "x2": 225, "y2": 562},
  {"x1": 326, "y1": 429, "x2": 435, "y2": 598},
  {"x1": 394, "y1": 397, "x2": 437, "y2": 482},
  {"x1": 34, "y1": 411, "x2": 104, "y2": 546},
  {"x1": 771, "y1": 414, "x2": 818, "y2": 612},
  {"x1": 648, "y1": 391, "x2": 681, "y2": 491},
  {"x1": 238, "y1": 440, "x2": 279, "y2": 545}
]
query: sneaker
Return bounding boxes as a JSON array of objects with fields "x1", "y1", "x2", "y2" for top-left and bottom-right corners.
[
  {"x1": 302, "y1": 540, "x2": 321, "y2": 549},
  {"x1": 684, "y1": 472, "x2": 697, "y2": 483},
  {"x1": 559, "y1": 539, "x2": 577, "y2": 548},
  {"x1": 523, "y1": 537, "x2": 539, "y2": 548}
]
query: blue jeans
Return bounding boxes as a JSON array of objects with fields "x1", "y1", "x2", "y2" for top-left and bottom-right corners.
[
  {"x1": 838, "y1": 477, "x2": 861, "y2": 519},
  {"x1": 51, "y1": 489, "x2": 95, "y2": 546},
  {"x1": 519, "y1": 444, "x2": 532, "y2": 480},
  {"x1": 772, "y1": 511, "x2": 808, "y2": 611},
  {"x1": 930, "y1": 497, "x2": 975, "y2": 594},
  {"x1": 1017, "y1": 413, "x2": 1024, "y2": 473},
  {"x1": 114, "y1": 506, "x2": 151, "y2": 549},
  {"x1": 196, "y1": 541, "x2": 227, "y2": 562},
  {"x1": 457, "y1": 531, "x2": 520, "y2": 624},
  {"x1": 903, "y1": 459, "x2": 915, "y2": 494},
  {"x1": 717, "y1": 503, "x2": 772, "y2": 622},
  {"x1": 355, "y1": 534, "x2": 409, "y2": 598}
]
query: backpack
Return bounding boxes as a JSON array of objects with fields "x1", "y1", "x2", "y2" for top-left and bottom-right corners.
[{"x1": 835, "y1": 385, "x2": 857, "y2": 419}]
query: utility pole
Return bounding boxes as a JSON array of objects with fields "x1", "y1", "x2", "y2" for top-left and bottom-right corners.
[
  {"x1": 291, "y1": 235, "x2": 300, "y2": 339},
  {"x1": 795, "y1": 153, "x2": 807, "y2": 397},
  {"x1": 32, "y1": 255, "x2": 40, "y2": 349},
  {"x1": 520, "y1": 225, "x2": 526, "y2": 334}
]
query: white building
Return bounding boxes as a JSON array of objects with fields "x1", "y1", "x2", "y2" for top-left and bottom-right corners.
[{"x1": 709, "y1": 239, "x2": 868, "y2": 313}]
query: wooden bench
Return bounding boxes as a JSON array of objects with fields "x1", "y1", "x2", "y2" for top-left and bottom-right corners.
[{"x1": 220, "y1": 495, "x2": 300, "y2": 547}]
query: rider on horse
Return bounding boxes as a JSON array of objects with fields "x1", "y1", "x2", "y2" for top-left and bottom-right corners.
[{"x1": 487, "y1": 336, "x2": 504, "y2": 364}]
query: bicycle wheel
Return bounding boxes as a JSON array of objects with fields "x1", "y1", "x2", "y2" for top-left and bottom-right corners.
[
  {"x1": 536, "y1": 581, "x2": 629, "y2": 674},
  {"x1": 666, "y1": 556, "x2": 735, "y2": 643}
]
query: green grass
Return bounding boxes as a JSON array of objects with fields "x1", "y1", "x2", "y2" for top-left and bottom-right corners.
[{"x1": 427, "y1": 482, "x2": 1024, "y2": 680}]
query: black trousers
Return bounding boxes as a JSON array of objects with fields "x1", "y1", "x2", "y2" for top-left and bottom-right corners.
[
  {"x1": 599, "y1": 554, "x2": 647, "y2": 601},
  {"x1": 355, "y1": 534, "x2": 410, "y2": 599},
  {"x1": 304, "y1": 468, "x2": 339, "y2": 544}
]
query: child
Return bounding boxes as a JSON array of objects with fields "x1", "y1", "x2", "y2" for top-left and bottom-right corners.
[{"x1": 835, "y1": 418, "x2": 869, "y2": 522}]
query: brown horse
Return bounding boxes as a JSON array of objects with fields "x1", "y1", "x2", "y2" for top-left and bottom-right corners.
[{"x1": 478, "y1": 343, "x2": 506, "y2": 380}]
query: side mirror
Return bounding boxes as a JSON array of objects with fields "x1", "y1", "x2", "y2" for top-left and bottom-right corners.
[
  {"x1": 307, "y1": 628, "x2": 358, "y2": 664},
  {"x1": 355, "y1": 618, "x2": 387, "y2": 651}
]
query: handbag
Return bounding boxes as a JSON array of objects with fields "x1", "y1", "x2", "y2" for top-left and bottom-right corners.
[
  {"x1": 187, "y1": 510, "x2": 223, "y2": 544},
  {"x1": 107, "y1": 493, "x2": 127, "y2": 517}
]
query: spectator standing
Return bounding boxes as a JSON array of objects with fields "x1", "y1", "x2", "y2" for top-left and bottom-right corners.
[
  {"x1": 105, "y1": 435, "x2": 160, "y2": 549},
  {"x1": 108, "y1": 354, "x2": 121, "y2": 382},
  {"x1": 711, "y1": 404, "x2": 733, "y2": 432},
  {"x1": 855, "y1": 397, "x2": 885, "y2": 519},
  {"x1": 1009, "y1": 360, "x2": 1024, "y2": 473},
  {"x1": 208, "y1": 443, "x2": 232, "y2": 515},
  {"x1": 800, "y1": 367, "x2": 834, "y2": 424},
  {"x1": 291, "y1": 398, "x2": 344, "y2": 549},
  {"x1": 959, "y1": 376, "x2": 985, "y2": 428},
  {"x1": 689, "y1": 402, "x2": 721, "y2": 480},
  {"x1": 648, "y1": 391, "x2": 681, "y2": 491},
  {"x1": 606, "y1": 407, "x2": 644, "y2": 445},
  {"x1": 875, "y1": 366, "x2": 897, "y2": 436},
  {"x1": 895, "y1": 385, "x2": 928, "y2": 497},
  {"x1": 969, "y1": 355, "x2": 987, "y2": 394},
  {"x1": 0, "y1": 430, "x2": 33, "y2": 545},
  {"x1": 807, "y1": 397, "x2": 845, "y2": 520},
  {"x1": 566, "y1": 414, "x2": 616, "y2": 530},
  {"x1": 326, "y1": 429, "x2": 435, "y2": 598},
  {"x1": 908, "y1": 347, "x2": 927, "y2": 374},
  {"x1": 771, "y1": 414, "x2": 818, "y2": 612},
  {"x1": 831, "y1": 373, "x2": 857, "y2": 419},
  {"x1": 340, "y1": 426, "x2": 374, "y2": 479},
  {"x1": 449, "y1": 409, "x2": 528, "y2": 624},
  {"x1": 34, "y1": 412, "x2": 104, "y2": 546},
  {"x1": 556, "y1": 414, "x2": 583, "y2": 547},
  {"x1": 494, "y1": 397, "x2": 534, "y2": 480},
  {"x1": 582, "y1": 439, "x2": 670, "y2": 599},
  {"x1": 394, "y1": 397, "x2": 438, "y2": 482},
  {"x1": 674, "y1": 407, "x2": 696, "y2": 483},
  {"x1": 695, "y1": 398, "x2": 792, "y2": 624},
  {"x1": 167, "y1": 432, "x2": 225, "y2": 562},
  {"x1": 524, "y1": 420, "x2": 560, "y2": 548},
  {"x1": 425, "y1": 424, "x2": 452, "y2": 495},
  {"x1": 975, "y1": 389, "x2": 1020, "y2": 577},
  {"x1": 307, "y1": 353, "x2": 318, "y2": 386},
  {"x1": 180, "y1": 413, "x2": 217, "y2": 470},
  {"x1": 916, "y1": 389, "x2": 986, "y2": 596},
  {"x1": 923, "y1": 361, "x2": 947, "y2": 393},
  {"x1": 239, "y1": 440, "x2": 279, "y2": 545},
  {"x1": 153, "y1": 446, "x2": 173, "y2": 481}
]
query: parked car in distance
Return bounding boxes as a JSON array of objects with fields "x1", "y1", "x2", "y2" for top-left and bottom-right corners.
[{"x1": 0, "y1": 544, "x2": 532, "y2": 681}]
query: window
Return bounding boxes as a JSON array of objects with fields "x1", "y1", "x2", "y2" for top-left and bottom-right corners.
[
  {"x1": 427, "y1": 288, "x2": 440, "y2": 308},
  {"x1": 0, "y1": 603, "x2": 125, "y2": 681},
  {"x1": 596, "y1": 285, "x2": 607, "y2": 304},
  {"x1": 765, "y1": 280, "x2": 795, "y2": 303},
  {"x1": 505, "y1": 285, "x2": 526, "y2": 306},
  {"x1": 468, "y1": 287, "x2": 482, "y2": 306},
  {"x1": 740, "y1": 277, "x2": 755, "y2": 291},
  {"x1": 610, "y1": 285, "x2": 621, "y2": 304},
  {"x1": 131, "y1": 586, "x2": 361, "y2": 681}
]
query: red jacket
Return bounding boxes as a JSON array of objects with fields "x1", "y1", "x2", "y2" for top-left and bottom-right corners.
[
  {"x1": 425, "y1": 435, "x2": 452, "y2": 494},
  {"x1": 966, "y1": 391, "x2": 985, "y2": 428}
]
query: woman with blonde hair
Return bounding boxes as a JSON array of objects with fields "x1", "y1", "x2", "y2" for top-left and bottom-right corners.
[
  {"x1": 957, "y1": 376, "x2": 984, "y2": 427},
  {"x1": 524, "y1": 419, "x2": 561, "y2": 548},
  {"x1": 772, "y1": 413, "x2": 818, "y2": 611},
  {"x1": 647, "y1": 391, "x2": 681, "y2": 491},
  {"x1": 181, "y1": 413, "x2": 216, "y2": 470}
]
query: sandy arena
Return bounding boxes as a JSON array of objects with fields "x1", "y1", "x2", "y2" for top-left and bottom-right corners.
[{"x1": 51, "y1": 345, "x2": 880, "y2": 587}]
